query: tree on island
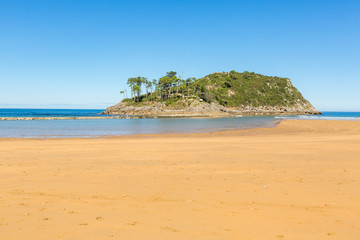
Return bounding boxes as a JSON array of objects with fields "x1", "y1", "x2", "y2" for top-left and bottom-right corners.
[
  {"x1": 127, "y1": 76, "x2": 147, "y2": 101},
  {"x1": 151, "y1": 79, "x2": 157, "y2": 100},
  {"x1": 123, "y1": 71, "x2": 202, "y2": 102},
  {"x1": 120, "y1": 90, "x2": 125, "y2": 99},
  {"x1": 145, "y1": 79, "x2": 152, "y2": 97},
  {"x1": 126, "y1": 77, "x2": 136, "y2": 100},
  {"x1": 186, "y1": 77, "x2": 196, "y2": 97},
  {"x1": 132, "y1": 85, "x2": 142, "y2": 100}
]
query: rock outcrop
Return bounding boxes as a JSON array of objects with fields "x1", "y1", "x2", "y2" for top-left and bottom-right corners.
[
  {"x1": 104, "y1": 99, "x2": 320, "y2": 117},
  {"x1": 103, "y1": 100, "x2": 229, "y2": 117}
]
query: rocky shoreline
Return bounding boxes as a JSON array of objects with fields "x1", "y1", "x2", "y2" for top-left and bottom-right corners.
[{"x1": 103, "y1": 99, "x2": 321, "y2": 118}]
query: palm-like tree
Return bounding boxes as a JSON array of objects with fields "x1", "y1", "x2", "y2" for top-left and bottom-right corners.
[
  {"x1": 125, "y1": 72, "x2": 197, "y2": 102},
  {"x1": 132, "y1": 85, "x2": 141, "y2": 101},
  {"x1": 152, "y1": 79, "x2": 157, "y2": 100},
  {"x1": 127, "y1": 78, "x2": 137, "y2": 100},
  {"x1": 185, "y1": 77, "x2": 196, "y2": 97},
  {"x1": 146, "y1": 80, "x2": 152, "y2": 99},
  {"x1": 120, "y1": 90, "x2": 125, "y2": 99}
]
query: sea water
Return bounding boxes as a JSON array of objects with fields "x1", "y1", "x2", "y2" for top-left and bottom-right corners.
[
  {"x1": 0, "y1": 108, "x2": 104, "y2": 118},
  {"x1": 0, "y1": 109, "x2": 359, "y2": 138},
  {"x1": 275, "y1": 112, "x2": 360, "y2": 121}
]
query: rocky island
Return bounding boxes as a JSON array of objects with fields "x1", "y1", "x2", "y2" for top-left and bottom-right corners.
[{"x1": 104, "y1": 71, "x2": 320, "y2": 117}]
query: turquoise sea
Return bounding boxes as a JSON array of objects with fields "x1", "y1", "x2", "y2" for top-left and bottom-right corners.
[{"x1": 0, "y1": 109, "x2": 359, "y2": 138}]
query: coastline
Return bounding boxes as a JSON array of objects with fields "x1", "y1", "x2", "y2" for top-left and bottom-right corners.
[
  {"x1": 0, "y1": 118, "x2": 281, "y2": 140},
  {"x1": 102, "y1": 108, "x2": 321, "y2": 119},
  {"x1": 1, "y1": 120, "x2": 360, "y2": 240},
  {"x1": 1, "y1": 117, "x2": 359, "y2": 139},
  {"x1": 0, "y1": 111, "x2": 320, "y2": 121},
  {"x1": 0, "y1": 118, "x2": 358, "y2": 140}
]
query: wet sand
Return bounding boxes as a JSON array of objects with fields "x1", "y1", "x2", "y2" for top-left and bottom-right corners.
[{"x1": 0, "y1": 120, "x2": 359, "y2": 240}]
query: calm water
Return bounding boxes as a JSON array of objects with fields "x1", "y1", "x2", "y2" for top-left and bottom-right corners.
[
  {"x1": 0, "y1": 109, "x2": 359, "y2": 138},
  {"x1": 275, "y1": 112, "x2": 360, "y2": 121},
  {"x1": 0, "y1": 108, "x2": 104, "y2": 117}
]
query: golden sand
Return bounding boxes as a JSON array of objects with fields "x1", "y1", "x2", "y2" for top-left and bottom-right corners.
[{"x1": 0, "y1": 120, "x2": 359, "y2": 239}]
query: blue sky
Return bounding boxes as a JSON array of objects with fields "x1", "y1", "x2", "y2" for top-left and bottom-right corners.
[{"x1": 0, "y1": 0, "x2": 359, "y2": 111}]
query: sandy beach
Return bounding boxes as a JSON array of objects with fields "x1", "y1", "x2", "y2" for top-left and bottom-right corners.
[{"x1": 0, "y1": 120, "x2": 359, "y2": 240}]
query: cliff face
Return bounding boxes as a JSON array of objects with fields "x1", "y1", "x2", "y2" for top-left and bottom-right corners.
[{"x1": 105, "y1": 71, "x2": 321, "y2": 117}]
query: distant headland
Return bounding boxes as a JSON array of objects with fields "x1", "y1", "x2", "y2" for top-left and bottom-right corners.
[{"x1": 104, "y1": 70, "x2": 321, "y2": 117}]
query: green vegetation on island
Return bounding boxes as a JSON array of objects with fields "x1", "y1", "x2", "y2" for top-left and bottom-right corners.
[{"x1": 120, "y1": 70, "x2": 313, "y2": 109}]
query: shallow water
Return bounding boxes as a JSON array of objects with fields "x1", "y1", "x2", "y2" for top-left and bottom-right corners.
[
  {"x1": 0, "y1": 109, "x2": 359, "y2": 138},
  {"x1": 276, "y1": 111, "x2": 360, "y2": 121},
  {"x1": 0, "y1": 115, "x2": 278, "y2": 138}
]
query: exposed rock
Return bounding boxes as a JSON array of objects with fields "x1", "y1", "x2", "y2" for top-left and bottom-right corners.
[{"x1": 104, "y1": 99, "x2": 321, "y2": 117}]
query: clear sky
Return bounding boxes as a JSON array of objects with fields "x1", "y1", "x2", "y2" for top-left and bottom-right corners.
[{"x1": 0, "y1": 0, "x2": 359, "y2": 111}]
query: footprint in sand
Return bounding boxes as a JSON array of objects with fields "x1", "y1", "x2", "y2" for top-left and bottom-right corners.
[
  {"x1": 126, "y1": 221, "x2": 138, "y2": 226},
  {"x1": 161, "y1": 226, "x2": 180, "y2": 232}
]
